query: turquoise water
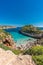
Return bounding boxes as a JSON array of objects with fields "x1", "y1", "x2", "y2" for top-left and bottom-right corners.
[{"x1": 5, "y1": 28, "x2": 35, "y2": 46}]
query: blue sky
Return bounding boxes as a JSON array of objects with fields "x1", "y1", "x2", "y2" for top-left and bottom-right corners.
[{"x1": 0, "y1": 0, "x2": 43, "y2": 27}]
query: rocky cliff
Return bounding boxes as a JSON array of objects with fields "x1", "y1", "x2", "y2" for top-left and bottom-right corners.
[{"x1": 0, "y1": 48, "x2": 35, "y2": 65}]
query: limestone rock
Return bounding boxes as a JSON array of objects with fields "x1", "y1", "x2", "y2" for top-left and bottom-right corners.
[{"x1": 0, "y1": 48, "x2": 35, "y2": 65}]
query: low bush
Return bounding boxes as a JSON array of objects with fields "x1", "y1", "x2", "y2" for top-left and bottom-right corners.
[
  {"x1": 23, "y1": 45, "x2": 43, "y2": 65},
  {"x1": 0, "y1": 44, "x2": 22, "y2": 55},
  {"x1": 32, "y1": 55, "x2": 43, "y2": 65},
  {"x1": 23, "y1": 46, "x2": 43, "y2": 55}
]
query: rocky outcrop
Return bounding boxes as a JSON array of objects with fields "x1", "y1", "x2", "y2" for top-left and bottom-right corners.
[
  {"x1": 0, "y1": 48, "x2": 36, "y2": 65},
  {"x1": 2, "y1": 35, "x2": 16, "y2": 49},
  {"x1": 19, "y1": 31, "x2": 43, "y2": 39},
  {"x1": 0, "y1": 29, "x2": 16, "y2": 49}
]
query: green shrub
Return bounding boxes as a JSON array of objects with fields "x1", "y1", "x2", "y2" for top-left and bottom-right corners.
[
  {"x1": 21, "y1": 25, "x2": 43, "y2": 34},
  {"x1": 23, "y1": 46, "x2": 43, "y2": 65},
  {"x1": 32, "y1": 55, "x2": 43, "y2": 65},
  {"x1": 0, "y1": 44, "x2": 22, "y2": 55},
  {"x1": 23, "y1": 46, "x2": 43, "y2": 55}
]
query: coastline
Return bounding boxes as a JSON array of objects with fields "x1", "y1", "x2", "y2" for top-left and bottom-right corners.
[
  {"x1": 4, "y1": 27, "x2": 36, "y2": 49},
  {"x1": 0, "y1": 26, "x2": 16, "y2": 29},
  {"x1": 2, "y1": 27, "x2": 42, "y2": 50},
  {"x1": 19, "y1": 30, "x2": 43, "y2": 39}
]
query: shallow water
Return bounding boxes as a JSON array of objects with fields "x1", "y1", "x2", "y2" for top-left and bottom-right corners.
[{"x1": 5, "y1": 28, "x2": 35, "y2": 46}]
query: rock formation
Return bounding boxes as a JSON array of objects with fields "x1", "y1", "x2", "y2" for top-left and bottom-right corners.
[{"x1": 0, "y1": 48, "x2": 36, "y2": 65}]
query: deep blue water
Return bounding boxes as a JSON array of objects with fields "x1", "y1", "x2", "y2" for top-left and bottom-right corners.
[{"x1": 5, "y1": 27, "x2": 43, "y2": 46}]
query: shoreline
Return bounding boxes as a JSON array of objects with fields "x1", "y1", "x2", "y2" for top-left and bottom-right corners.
[
  {"x1": 0, "y1": 26, "x2": 16, "y2": 29},
  {"x1": 16, "y1": 39, "x2": 36, "y2": 50},
  {"x1": 19, "y1": 30, "x2": 43, "y2": 39},
  {"x1": 4, "y1": 28, "x2": 36, "y2": 49}
]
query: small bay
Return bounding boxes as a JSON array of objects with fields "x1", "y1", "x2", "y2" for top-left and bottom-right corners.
[{"x1": 5, "y1": 27, "x2": 41, "y2": 46}]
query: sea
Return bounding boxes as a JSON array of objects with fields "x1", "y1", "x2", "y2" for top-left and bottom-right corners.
[{"x1": 5, "y1": 27, "x2": 43, "y2": 46}]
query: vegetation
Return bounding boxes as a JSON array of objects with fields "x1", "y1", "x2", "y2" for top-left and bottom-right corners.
[
  {"x1": 23, "y1": 45, "x2": 43, "y2": 65},
  {"x1": 0, "y1": 29, "x2": 22, "y2": 55},
  {"x1": 0, "y1": 26, "x2": 43, "y2": 65},
  {"x1": 23, "y1": 46, "x2": 43, "y2": 55},
  {"x1": 0, "y1": 29, "x2": 10, "y2": 40},
  {"x1": 33, "y1": 55, "x2": 43, "y2": 65},
  {"x1": 21, "y1": 25, "x2": 43, "y2": 34},
  {"x1": 0, "y1": 44, "x2": 22, "y2": 55},
  {"x1": 0, "y1": 29, "x2": 17, "y2": 51}
]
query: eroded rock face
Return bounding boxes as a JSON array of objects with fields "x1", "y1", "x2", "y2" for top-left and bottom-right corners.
[
  {"x1": 0, "y1": 48, "x2": 36, "y2": 65},
  {"x1": 2, "y1": 36, "x2": 16, "y2": 49}
]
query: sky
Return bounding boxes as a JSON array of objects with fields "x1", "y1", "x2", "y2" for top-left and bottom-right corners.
[{"x1": 0, "y1": 0, "x2": 43, "y2": 27}]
